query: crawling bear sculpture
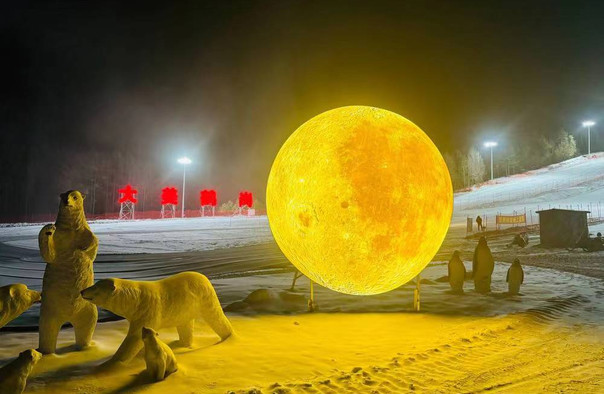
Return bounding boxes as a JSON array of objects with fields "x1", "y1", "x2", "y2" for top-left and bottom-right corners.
[{"x1": 81, "y1": 271, "x2": 232, "y2": 364}]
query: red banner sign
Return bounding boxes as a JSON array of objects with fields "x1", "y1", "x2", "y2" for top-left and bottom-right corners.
[
  {"x1": 118, "y1": 184, "x2": 138, "y2": 204},
  {"x1": 239, "y1": 191, "x2": 253, "y2": 208},
  {"x1": 161, "y1": 187, "x2": 178, "y2": 206},
  {"x1": 200, "y1": 189, "x2": 217, "y2": 207}
]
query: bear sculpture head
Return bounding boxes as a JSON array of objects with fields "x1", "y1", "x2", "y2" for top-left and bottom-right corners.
[
  {"x1": 19, "y1": 348, "x2": 42, "y2": 365},
  {"x1": 80, "y1": 278, "x2": 117, "y2": 308},
  {"x1": 5, "y1": 284, "x2": 41, "y2": 306},
  {"x1": 59, "y1": 190, "x2": 86, "y2": 212},
  {"x1": 142, "y1": 327, "x2": 159, "y2": 341}
]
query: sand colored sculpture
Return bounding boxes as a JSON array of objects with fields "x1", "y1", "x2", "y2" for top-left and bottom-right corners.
[
  {"x1": 472, "y1": 236, "x2": 494, "y2": 294},
  {"x1": 506, "y1": 259, "x2": 524, "y2": 295},
  {"x1": 142, "y1": 327, "x2": 178, "y2": 381},
  {"x1": 0, "y1": 349, "x2": 42, "y2": 394},
  {"x1": 0, "y1": 284, "x2": 41, "y2": 328},
  {"x1": 81, "y1": 271, "x2": 232, "y2": 364},
  {"x1": 447, "y1": 251, "x2": 466, "y2": 293},
  {"x1": 38, "y1": 190, "x2": 98, "y2": 354}
]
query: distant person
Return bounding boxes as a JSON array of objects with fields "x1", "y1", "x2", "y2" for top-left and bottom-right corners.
[
  {"x1": 476, "y1": 215, "x2": 483, "y2": 232},
  {"x1": 448, "y1": 251, "x2": 466, "y2": 293},
  {"x1": 472, "y1": 236, "x2": 494, "y2": 294},
  {"x1": 506, "y1": 259, "x2": 524, "y2": 295}
]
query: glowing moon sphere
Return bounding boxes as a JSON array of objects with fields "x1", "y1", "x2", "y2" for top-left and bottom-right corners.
[{"x1": 266, "y1": 106, "x2": 453, "y2": 295}]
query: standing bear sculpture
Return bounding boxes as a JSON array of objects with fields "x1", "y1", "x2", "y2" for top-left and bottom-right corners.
[
  {"x1": 81, "y1": 271, "x2": 233, "y2": 364},
  {"x1": 38, "y1": 190, "x2": 98, "y2": 354}
]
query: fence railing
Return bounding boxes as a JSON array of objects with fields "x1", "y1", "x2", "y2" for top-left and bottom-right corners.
[{"x1": 466, "y1": 202, "x2": 603, "y2": 235}]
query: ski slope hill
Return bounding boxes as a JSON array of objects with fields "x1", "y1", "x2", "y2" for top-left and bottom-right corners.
[{"x1": 454, "y1": 153, "x2": 604, "y2": 221}]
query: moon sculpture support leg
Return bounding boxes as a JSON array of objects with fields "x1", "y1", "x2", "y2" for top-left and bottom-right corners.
[
  {"x1": 72, "y1": 303, "x2": 98, "y2": 349},
  {"x1": 290, "y1": 270, "x2": 304, "y2": 291},
  {"x1": 177, "y1": 320, "x2": 194, "y2": 347}
]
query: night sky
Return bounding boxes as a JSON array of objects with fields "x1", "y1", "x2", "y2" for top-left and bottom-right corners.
[{"x1": 1, "y1": 1, "x2": 603, "y2": 219}]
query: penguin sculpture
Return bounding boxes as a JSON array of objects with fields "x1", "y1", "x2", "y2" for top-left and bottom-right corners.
[
  {"x1": 472, "y1": 236, "x2": 494, "y2": 294},
  {"x1": 506, "y1": 259, "x2": 524, "y2": 295},
  {"x1": 448, "y1": 250, "x2": 466, "y2": 293}
]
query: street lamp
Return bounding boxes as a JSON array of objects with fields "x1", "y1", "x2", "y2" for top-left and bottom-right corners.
[
  {"x1": 484, "y1": 141, "x2": 498, "y2": 180},
  {"x1": 582, "y1": 120, "x2": 595, "y2": 155},
  {"x1": 177, "y1": 157, "x2": 192, "y2": 218}
]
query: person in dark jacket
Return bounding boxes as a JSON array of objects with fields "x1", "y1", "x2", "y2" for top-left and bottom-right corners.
[{"x1": 476, "y1": 215, "x2": 483, "y2": 232}]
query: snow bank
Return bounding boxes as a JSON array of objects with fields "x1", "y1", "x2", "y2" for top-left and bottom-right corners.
[
  {"x1": 454, "y1": 153, "x2": 604, "y2": 215},
  {"x1": 0, "y1": 216, "x2": 273, "y2": 254}
]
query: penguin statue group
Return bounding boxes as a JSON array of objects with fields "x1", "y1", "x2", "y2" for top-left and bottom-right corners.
[{"x1": 447, "y1": 236, "x2": 525, "y2": 295}]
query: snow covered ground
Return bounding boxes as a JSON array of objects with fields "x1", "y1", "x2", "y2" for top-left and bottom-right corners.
[
  {"x1": 1, "y1": 261, "x2": 602, "y2": 394},
  {"x1": 0, "y1": 216, "x2": 273, "y2": 254}
]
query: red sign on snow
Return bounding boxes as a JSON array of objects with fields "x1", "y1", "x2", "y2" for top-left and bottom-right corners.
[
  {"x1": 200, "y1": 189, "x2": 217, "y2": 207},
  {"x1": 238, "y1": 191, "x2": 253, "y2": 208},
  {"x1": 118, "y1": 184, "x2": 138, "y2": 204},
  {"x1": 161, "y1": 187, "x2": 179, "y2": 206}
]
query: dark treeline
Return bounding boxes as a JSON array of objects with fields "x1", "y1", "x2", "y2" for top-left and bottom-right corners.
[
  {"x1": 0, "y1": 143, "x2": 250, "y2": 222},
  {"x1": 0, "y1": 128, "x2": 584, "y2": 221},
  {"x1": 444, "y1": 129, "x2": 578, "y2": 190}
]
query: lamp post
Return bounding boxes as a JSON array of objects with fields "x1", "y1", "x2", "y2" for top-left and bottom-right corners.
[
  {"x1": 177, "y1": 157, "x2": 192, "y2": 218},
  {"x1": 582, "y1": 121, "x2": 595, "y2": 155},
  {"x1": 484, "y1": 141, "x2": 497, "y2": 180}
]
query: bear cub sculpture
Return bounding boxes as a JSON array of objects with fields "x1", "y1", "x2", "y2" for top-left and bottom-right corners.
[
  {"x1": 0, "y1": 284, "x2": 41, "y2": 328},
  {"x1": 142, "y1": 327, "x2": 178, "y2": 381},
  {"x1": 38, "y1": 190, "x2": 98, "y2": 354},
  {"x1": 81, "y1": 271, "x2": 232, "y2": 364},
  {"x1": 0, "y1": 349, "x2": 42, "y2": 394}
]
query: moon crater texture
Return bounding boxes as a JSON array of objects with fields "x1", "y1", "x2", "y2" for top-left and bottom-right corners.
[{"x1": 267, "y1": 106, "x2": 453, "y2": 295}]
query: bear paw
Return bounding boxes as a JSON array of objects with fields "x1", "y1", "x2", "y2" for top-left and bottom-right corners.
[{"x1": 42, "y1": 224, "x2": 56, "y2": 236}]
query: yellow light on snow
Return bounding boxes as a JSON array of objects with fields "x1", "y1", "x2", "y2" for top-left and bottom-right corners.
[{"x1": 266, "y1": 106, "x2": 453, "y2": 295}]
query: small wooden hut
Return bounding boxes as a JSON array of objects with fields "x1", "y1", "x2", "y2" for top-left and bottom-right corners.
[{"x1": 536, "y1": 208, "x2": 589, "y2": 247}]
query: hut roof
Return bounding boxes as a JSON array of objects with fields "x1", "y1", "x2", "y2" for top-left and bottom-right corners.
[{"x1": 535, "y1": 208, "x2": 590, "y2": 214}]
